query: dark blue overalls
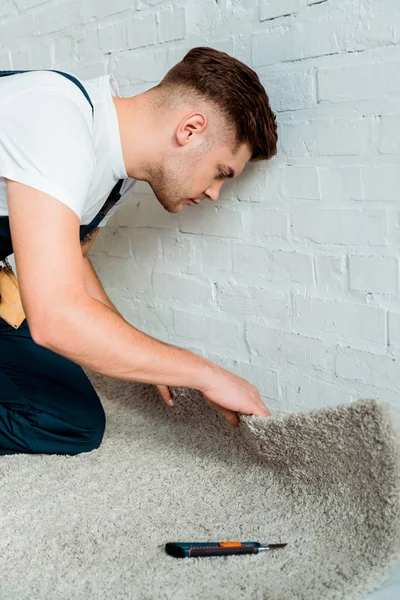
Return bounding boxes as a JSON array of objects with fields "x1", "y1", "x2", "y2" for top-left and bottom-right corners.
[{"x1": 0, "y1": 70, "x2": 124, "y2": 456}]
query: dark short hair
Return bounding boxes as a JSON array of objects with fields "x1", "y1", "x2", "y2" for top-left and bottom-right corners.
[{"x1": 158, "y1": 46, "x2": 278, "y2": 162}]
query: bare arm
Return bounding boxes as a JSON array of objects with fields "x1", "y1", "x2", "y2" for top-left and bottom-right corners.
[
  {"x1": 80, "y1": 227, "x2": 123, "y2": 317},
  {"x1": 41, "y1": 293, "x2": 216, "y2": 390},
  {"x1": 6, "y1": 180, "x2": 217, "y2": 391},
  {"x1": 82, "y1": 256, "x2": 123, "y2": 318}
]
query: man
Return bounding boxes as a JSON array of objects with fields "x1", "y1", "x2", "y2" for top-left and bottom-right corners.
[{"x1": 0, "y1": 47, "x2": 278, "y2": 456}]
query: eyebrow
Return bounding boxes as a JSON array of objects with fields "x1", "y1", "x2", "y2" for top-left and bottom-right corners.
[{"x1": 220, "y1": 165, "x2": 236, "y2": 178}]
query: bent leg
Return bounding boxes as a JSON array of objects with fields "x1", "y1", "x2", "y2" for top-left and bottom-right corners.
[{"x1": 0, "y1": 317, "x2": 106, "y2": 456}]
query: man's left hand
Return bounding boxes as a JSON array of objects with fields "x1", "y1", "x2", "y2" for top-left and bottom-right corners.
[{"x1": 156, "y1": 385, "x2": 175, "y2": 407}]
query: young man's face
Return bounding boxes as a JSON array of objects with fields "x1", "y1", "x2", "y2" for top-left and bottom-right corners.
[{"x1": 148, "y1": 141, "x2": 253, "y2": 213}]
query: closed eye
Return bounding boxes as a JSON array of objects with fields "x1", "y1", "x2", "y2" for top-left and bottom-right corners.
[{"x1": 216, "y1": 171, "x2": 226, "y2": 180}]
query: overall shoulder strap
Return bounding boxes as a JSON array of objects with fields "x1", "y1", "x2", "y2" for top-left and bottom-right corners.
[
  {"x1": 0, "y1": 69, "x2": 94, "y2": 118},
  {"x1": 0, "y1": 69, "x2": 125, "y2": 238}
]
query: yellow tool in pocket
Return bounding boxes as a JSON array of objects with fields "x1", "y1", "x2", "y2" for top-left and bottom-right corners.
[{"x1": 0, "y1": 258, "x2": 26, "y2": 329}]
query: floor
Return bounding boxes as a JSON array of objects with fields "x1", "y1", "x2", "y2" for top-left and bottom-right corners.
[{"x1": 364, "y1": 562, "x2": 400, "y2": 599}]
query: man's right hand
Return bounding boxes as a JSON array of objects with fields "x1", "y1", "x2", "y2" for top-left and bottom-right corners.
[
  {"x1": 5, "y1": 181, "x2": 274, "y2": 411},
  {"x1": 199, "y1": 368, "x2": 271, "y2": 428}
]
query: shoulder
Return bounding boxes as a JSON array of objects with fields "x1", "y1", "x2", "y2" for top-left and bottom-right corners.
[{"x1": 0, "y1": 70, "x2": 93, "y2": 125}]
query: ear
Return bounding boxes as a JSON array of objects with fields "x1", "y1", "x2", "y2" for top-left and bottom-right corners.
[{"x1": 175, "y1": 112, "x2": 207, "y2": 147}]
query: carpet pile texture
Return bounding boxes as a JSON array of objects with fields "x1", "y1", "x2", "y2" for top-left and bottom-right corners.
[{"x1": 0, "y1": 369, "x2": 399, "y2": 600}]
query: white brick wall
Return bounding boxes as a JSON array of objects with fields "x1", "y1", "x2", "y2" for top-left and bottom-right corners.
[{"x1": 2, "y1": 0, "x2": 399, "y2": 424}]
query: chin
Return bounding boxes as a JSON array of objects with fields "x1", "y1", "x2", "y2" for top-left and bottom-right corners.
[
  {"x1": 156, "y1": 195, "x2": 185, "y2": 213},
  {"x1": 163, "y1": 204, "x2": 181, "y2": 214}
]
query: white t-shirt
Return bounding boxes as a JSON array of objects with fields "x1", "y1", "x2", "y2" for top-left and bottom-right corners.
[{"x1": 0, "y1": 70, "x2": 136, "y2": 227}]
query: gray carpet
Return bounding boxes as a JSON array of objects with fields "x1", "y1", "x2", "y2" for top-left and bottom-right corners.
[{"x1": 0, "y1": 369, "x2": 399, "y2": 600}]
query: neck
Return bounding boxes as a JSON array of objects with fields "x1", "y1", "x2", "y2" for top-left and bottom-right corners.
[{"x1": 112, "y1": 92, "x2": 158, "y2": 181}]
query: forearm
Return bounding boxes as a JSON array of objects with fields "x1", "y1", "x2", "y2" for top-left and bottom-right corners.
[
  {"x1": 39, "y1": 289, "x2": 217, "y2": 391},
  {"x1": 83, "y1": 256, "x2": 123, "y2": 319}
]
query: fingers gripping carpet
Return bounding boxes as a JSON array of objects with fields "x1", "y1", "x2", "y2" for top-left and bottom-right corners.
[{"x1": 0, "y1": 369, "x2": 399, "y2": 600}]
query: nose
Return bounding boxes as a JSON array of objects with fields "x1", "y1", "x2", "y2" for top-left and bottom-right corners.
[{"x1": 204, "y1": 181, "x2": 224, "y2": 202}]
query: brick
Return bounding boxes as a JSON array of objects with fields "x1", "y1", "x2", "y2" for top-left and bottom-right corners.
[
  {"x1": 35, "y1": 2, "x2": 80, "y2": 35},
  {"x1": 224, "y1": 0, "x2": 257, "y2": 18},
  {"x1": 74, "y1": 62, "x2": 105, "y2": 81},
  {"x1": 231, "y1": 163, "x2": 268, "y2": 203},
  {"x1": 0, "y1": 0, "x2": 17, "y2": 17},
  {"x1": 380, "y1": 115, "x2": 400, "y2": 154},
  {"x1": 361, "y1": 166, "x2": 400, "y2": 202},
  {"x1": 115, "y1": 196, "x2": 175, "y2": 230},
  {"x1": 103, "y1": 232, "x2": 132, "y2": 258},
  {"x1": 236, "y1": 362, "x2": 280, "y2": 402},
  {"x1": 281, "y1": 166, "x2": 321, "y2": 200},
  {"x1": 201, "y1": 239, "x2": 232, "y2": 271},
  {"x1": 98, "y1": 22, "x2": 126, "y2": 53},
  {"x1": 205, "y1": 352, "x2": 236, "y2": 373},
  {"x1": 318, "y1": 167, "x2": 362, "y2": 202},
  {"x1": 98, "y1": 259, "x2": 151, "y2": 296},
  {"x1": 289, "y1": 375, "x2": 354, "y2": 410},
  {"x1": 11, "y1": 50, "x2": 30, "y2": 69},
  {"x1": 217, "y1": 281, "x2": 290, "y2": 327},
  {"x1": 292, "y1": 209, "x2": 387, "y2": 246},
  {"x1": 126, "y1": 14, "x2": 157, "y2": 50},
  {"x1": 258, "y1": 68, "x2": 316, "y2": 112},
  {"x1": 140, "y1": 304, "x2": 174, "y2": 338},
  {"x1": 0, "y1": 14, "x2": 34, "y2": 45},
  {"x1": 15, "y1": 0, "x2": 48, "y2": 10},
  {"x1": 292, "y1": 294, "x2": 386, "y2": 345},
  {"x1": 318, "y1": 62, "x2": 400, "y2": 102},
  {"x1": 315, "y1": 255, "x2": 347, "y2": 293},
  {"x1": 106, "y1": 294, "x2": 141, "y2": 323},
  {"x1": 30, "y1": 44, "x2": 52, "y2": 67},
  {"x1": 6, "y1": 0, "x2": 398, "y2": 420},
  {"x1": 123, "y1": 266, "x2": 152, "y2": 297},
  {"x1": 252, "y1": 26, "x2": 292, "y2": 66},
  {"x1": 0, "y1": 53, "x2": 11, "y2": 69},
  {"x1": 349, "y1": 255, "x2": 398, "y2": 294},
  {"x1": 246, "y1": 324, "x2": 336, "y2": 373},
  {"x1": 252, "y1": 17, "x2": 339, "y2": 67},
  {"x1": 75, "y1": 29, "x2": 102, "y2": 61},
  {"x1": 81, "y1": 0, "x2": 134, "y2": 23},
  {"x1": 355, "y1": 0, "x2": 400, "y2": 46},
  {"x1": 336, "y1": 347, "x2": 400, "y2": 392},
  {"x1": 279, "y1": 117, "x2": 370, "y2": 157},
  {"x1": 388, "y1": 312, "x2": 400, "y2": 354},
  {"x1": 152, "y1": 272, "x2": 214, "y2": 307},
  {"x1": 137, "y1": 0, "x2": 169, "y2": 9},
  {"x1": 266, "y1": 250, "x2": 314, "y2": 285},
  {"x1": 157, "y1": 7, "x2": 186, "y2": 43},
  {"x1": 173, "y1": 309, "x2": 240, "y2": 349},
  {"x1": 128, "y1": 230, "x2": 160, "y2": 266},
  {"x1": 387, "y1": 210, "x2": 400, "y2": 246},
  {"x1": 180, "y1": 207, "x2": 244, "y2": 239},
  {"x1": 53, "y1": 37, "x2": 75, "y2": 66},
  {"x1": 242, "y1": 208, "x2": 289, "y2": 240},
  {"x1": 184, "y1": 0, "x2": 220, "y2": 37},
  {"x1": 113, "y1": 49, "x2": 170, "y2": 85},
  {"x1": 231, "y1": 243, "x2": 267, "y2": 276},
  {"x1": 162, "y1": 235, "x2": 193, "y2": 267},
  {"x1": 259, "y1": 0, "x2": 302, "y2": 22}
]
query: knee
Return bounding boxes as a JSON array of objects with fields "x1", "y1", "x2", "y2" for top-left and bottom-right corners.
[
  {"x1": 86, "y1": 400, "x2": 106, "y2": 451},
  {"x1": 48, "y1": 394, "x2": 106, "y2": 456}
]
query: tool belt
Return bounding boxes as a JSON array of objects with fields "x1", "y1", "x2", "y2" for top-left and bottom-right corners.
[
  {"x1": 0, "y1": 69, "x2": 124, "y2": 329},
  {"x1": 0, "y1": 178, "x2": 124, "y2": 330},
  {"x1": 0, "y1": 257, "x2": 25, "y2": 329}
]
